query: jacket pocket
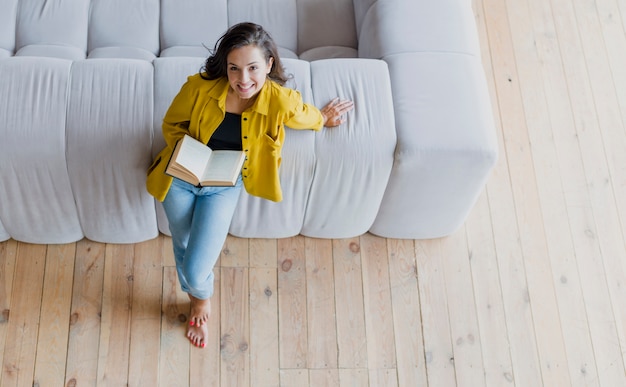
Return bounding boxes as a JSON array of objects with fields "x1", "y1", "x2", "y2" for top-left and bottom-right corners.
[{"x1": 264, "y1": 133, "x2": 281, "y2": 149}]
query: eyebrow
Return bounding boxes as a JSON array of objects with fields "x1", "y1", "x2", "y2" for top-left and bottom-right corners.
[{"x1": 228, "y1": 61, "x2": 260, "y2": 67}]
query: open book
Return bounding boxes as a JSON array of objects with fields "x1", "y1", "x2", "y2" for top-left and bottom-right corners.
[{"x1": 166, "y1": 134, "x2": 245, "y2": 186}]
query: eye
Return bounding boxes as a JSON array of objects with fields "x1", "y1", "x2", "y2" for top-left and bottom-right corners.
[
  {"x1": 249, "y1": 65, "x2": 258, "y2": 71},
  {"x1": 229, "y1": 66, "x2": 238, "y2": 72}
]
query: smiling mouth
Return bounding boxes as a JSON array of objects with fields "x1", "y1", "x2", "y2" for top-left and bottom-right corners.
[{"x1": 238, "y1": 84, "x2": 255, "y2": 93}]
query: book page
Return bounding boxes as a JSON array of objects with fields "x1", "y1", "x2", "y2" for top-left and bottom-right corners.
[
  {"x1": 201, "y1": 151, "x2": 245, "y2": 182},
  {"x1": 175, "y1": 135, "x2": 213, "y2": 180}
]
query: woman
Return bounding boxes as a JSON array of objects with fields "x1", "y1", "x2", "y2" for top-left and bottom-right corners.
[{"x1": 146, "y1": 22, "x2": 354, "y2": 348}]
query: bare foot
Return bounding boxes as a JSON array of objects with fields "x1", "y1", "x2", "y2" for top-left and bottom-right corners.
[
  {"x1": 188, "y1": 294, "x2": 211, "y2": 327},
  {"x1": 187, "y1": 294, "x2": 211, "y2": 348},
  {"x1": 187, "y1": 321, "x2": 209, "y2": 348}
]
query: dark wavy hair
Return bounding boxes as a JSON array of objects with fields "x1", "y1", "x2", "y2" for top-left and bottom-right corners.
[{"x1": 200, "y1": 22, "x2": 289, "y2": 86}]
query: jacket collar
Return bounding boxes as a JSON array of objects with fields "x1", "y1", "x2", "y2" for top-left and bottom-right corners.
[{"x1": 207, "y1": 77, "x2": 272, "y2": 116}]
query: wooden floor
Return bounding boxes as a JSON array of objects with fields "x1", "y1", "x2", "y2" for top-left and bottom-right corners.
[{"x1": 2, "y1": 0, "x2": 626, "y2": 385}]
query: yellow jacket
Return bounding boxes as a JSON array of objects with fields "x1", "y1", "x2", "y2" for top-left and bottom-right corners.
[{"x1": 146, "y1": 74, "x2": 324, "y2": 202}]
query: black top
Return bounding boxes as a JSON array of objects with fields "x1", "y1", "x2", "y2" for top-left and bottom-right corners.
[{"x1": 207, "y1": 112, "x2": 243, "y2": 150}]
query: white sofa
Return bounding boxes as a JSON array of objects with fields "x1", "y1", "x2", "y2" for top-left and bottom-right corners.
[{"x1": 0, "y1": 0, "x2": 497, "y2": 244}]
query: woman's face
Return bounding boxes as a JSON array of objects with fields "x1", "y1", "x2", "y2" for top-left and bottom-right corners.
[{"x1": 226, "y1": 45, "x2": 274, "y2": 100}]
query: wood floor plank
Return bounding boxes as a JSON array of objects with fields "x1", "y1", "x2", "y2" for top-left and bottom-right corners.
[
  {"x1": 338, "y1": 368, "x2": 369, "y2": 386},
  {"x1": 386, "y1": 239, "x2": 427, "y2": 387},
  {"x1": 277, "y1": 236, "x2": 308, "y2": 369},
  {"x1": 480, "y1": 0, "x2": 551, "y2": 384},
  {"x1": 221, "y1": 235, "x2": 249, "y2": 268},
  {"x1": 162, "y1": 234, "x2": 176, "y2": 267},
  {"x1": 488, "y1": 0, "x2": 573, "y2": 384},
  {"x1": 0, "y1": 239, "x2": 18, "y2": 386},
  {"x1": 309, "y1": 369, "x2": 339, "y2": 386},
  {"x1": 128, "y1": 238, "x2": 163, "y2": 387},
  {"x1": 279, "y1": 369, "x2": 309, "y2": 387},
  {"x1": 360, "y1": 233, "x2": 395, "y2": 370},
  {"x1": 469, "y1": 5, "x2": 518, "y2": 383},
  {"x1": 0, "y1": 243, "x2": 46, "y2": 387},
  {"x1": 190, "y1": 269, "x2": 221, "y2": 386},
  {"x1": 305, "y1": 238, "x2": 337, "y2": 369},
  {"x1": 368, "y1": 368, "x2": 398, "y2": 387},
  {"x1": 477, "y1": 14, "x2": 541, "y2": 385},
  {"x1": 440, "y1": 230, "x2": 486, "y2": 386},
  {"x1": 465, "y1": 192, "x2": 516, "y2": 386},
  {"x1": 595, "y1": 0, "x2": 626, "y2": 309},
  {"x1": 97, "y1": 244, "x2": 134, "y2": 386},
  {"x1": 504, "y1": 0, "x2": 608, "y2": 385},
  {"x1": 160, "y1": 266, "x2": 190, "y2": 387},
  {"x1": 220, "y1": 267, "x2": 250, "y2": 387},
  {"x1": 523, "y1": 0, "x2": 605, "y2": 384},
  {"x1": 415, "y1": 239, "x2": 456, "y2": 386},
  {"x1": 595, "y1": 0, "x2": 626, "y2": 134},
  {"x1": 332, "y1": 238, "x2": 367, "y2": 369},
  {"x1": 550, "y1": 0, "x2": 626, "y2": 382},
  {"x1": 569, "y1": 0, "x2": 626, "y2": 375},
  {"x1": 249, "y1": 267, "x2": 280, "y2": 387},
  {"x1": 64, "y1": 240, "x2": 106, "y2": 386},
  {"x1": 249, "y1": 238, "x2": 277, "y2": 269},
  {"x1": 33, "y1": 244, "x2": 76, "y2": 386}
]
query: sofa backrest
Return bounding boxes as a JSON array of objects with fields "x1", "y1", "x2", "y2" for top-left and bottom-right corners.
[
  {"x1": 4, "y1": 0, "x2": 360, "y2": 60},
  {"x1": 14, "y1": 0, "x2": 90, "y2": 59},
  {"x1": 88, "y1": 0, "x2": 160, "y2": 60},
  {"x1": 159, "y1": 0, "x2": 228, "y2": 57},
  {"x1": 0, "y1": 0, "x2": 18, "y2": 57},
  {"x1": 160, "y1": 0, "x2": 358, "y2": 59}
]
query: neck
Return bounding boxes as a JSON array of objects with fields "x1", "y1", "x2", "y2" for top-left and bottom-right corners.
[{"x1": 226, "y1": 88, "x2": 257, "y2": 114}]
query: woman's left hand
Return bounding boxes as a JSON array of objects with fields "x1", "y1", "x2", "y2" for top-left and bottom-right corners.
[{"x1": 320, "y1": 98, "x2": 354, "y2": 127}]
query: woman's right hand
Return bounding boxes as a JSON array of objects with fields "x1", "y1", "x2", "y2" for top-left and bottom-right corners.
[{"x1": 320, "y1": 98, "x2": 354, "y2": 127}]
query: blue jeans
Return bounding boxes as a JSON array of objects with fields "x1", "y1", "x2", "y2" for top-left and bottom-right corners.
[{"x1": 162, "y1": 176, "x2": 243, "y2": 299}]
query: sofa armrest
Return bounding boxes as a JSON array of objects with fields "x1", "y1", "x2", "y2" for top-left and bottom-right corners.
[
  {"x1": 370, "y1": 52, "x2": 498, "y2": 238},
  {"x1": 356, "y1": 0, "x2": 498, "y2": 238}
]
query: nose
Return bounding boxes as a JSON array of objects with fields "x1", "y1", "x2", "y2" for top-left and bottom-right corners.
[{"x1": 241, "y1": 69, "x2": 251, "y2": 82}]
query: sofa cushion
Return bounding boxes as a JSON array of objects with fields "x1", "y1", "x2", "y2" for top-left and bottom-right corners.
[
  {"x1": 159, "y1": 46, "x2": 210, "y2": 58},
  {"x1": 0, "y1": 57, "x2": 83, "y2": 243},
  {"x1": 15, "y1": 44, "x2": 85, "y2": 60},
  {"x1": 87, "y1": 47, "x2": 156, "y2": 61},
  {"x1": 299, "y1": 46, "x2": 359, "y2": 61},
  {"x1": 66, "y1": 59, "x2": 158, "y2": 243},
  {"x1": 302, "y1": 58, "x2": 396, "y2": 238}
]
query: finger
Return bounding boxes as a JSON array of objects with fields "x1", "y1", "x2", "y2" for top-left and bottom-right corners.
[
  {"x1": 333, "y1": 101, "x2": 353, "y2": 112},
  {"x1": 336, "y1": 106, "x2": 351, "y2": 115},
  {"x1": 339, "y1": 100, "x2": 354, "y2": 110},
  {"x1": 336, "y1": 105, "x2": 353, "y2": 115}
]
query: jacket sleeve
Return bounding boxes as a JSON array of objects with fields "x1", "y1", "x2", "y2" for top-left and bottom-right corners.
[
  {"x1": 162, "y1": 77, "x2": 196, "y2": 149},
  {"x1": 283, "y1": 89, "x2": 324, "y2": 131}
]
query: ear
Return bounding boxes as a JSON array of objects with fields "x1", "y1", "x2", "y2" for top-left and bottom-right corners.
[{"x1": 267, "y1": 57, "x2": 274, "y2": 74}]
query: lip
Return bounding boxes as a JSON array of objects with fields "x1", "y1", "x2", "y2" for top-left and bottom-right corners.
[{"x1": 237, "y1": 84, "x2": 255, "y2": 93}]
